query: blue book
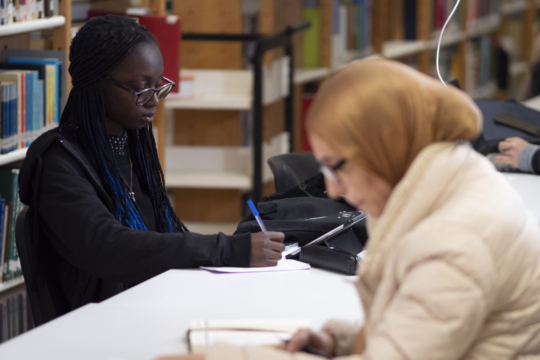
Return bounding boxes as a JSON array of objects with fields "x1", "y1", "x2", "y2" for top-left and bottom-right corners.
[
  {"x1": 24, "y1": 73, "x2": 32, "y2": 147},
  {"x1": 30, "y1": 72, "x2": 39, "y2": 143},
  {"x1": 5, "y1": 84, "x2": 10, "y2": 154},
  {"x1": 7, "y1": 58, "x2": 60, "y2": 126},
  {"x1": 10, "y1": 83, "x2": 16, "y2": 153},
  {"x1": 37, "y1": 80, "x2": 44, "y2": 136}
]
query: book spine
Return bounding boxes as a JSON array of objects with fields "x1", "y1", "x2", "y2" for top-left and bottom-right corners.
[
  {"x1": 11, "y1": 82, "x2": 16, "y2": 152},
  {"x1": 32, "y1": 73, "x2": 37, "y2": 142},
  {"x1": 37, "y1": 80, "x2": 43, "y2": 136},
  {"x1": 0, "y1": 84, "x2": 4, "y2": 155},
  {"x1": 19, "y1": 73, "x2": 25, "y2": 149},
  {"x1": 7, "y1": 0, "x2": 12, "y2": 24},
  {"x1": 25, "y1": 72, "x2": 31, "y2": 147},
  {"x1": 302, "y1": 2, "x2": 321, "y2": 68}
]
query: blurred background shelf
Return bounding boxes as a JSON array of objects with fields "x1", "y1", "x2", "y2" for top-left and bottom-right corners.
[
  {"x1": 0, "y1": 149, "x2": 28, "y2": 167},
  {"x1": 0, "y1": 277, "x2": 24, "y2": 294},
  {"x1": 383, "y1": 40, "x2": 426, "y2": 59},
  {"x1": 166, "y1": 171, "x2": 252, "y2": 191},
  {"x1": 294, "y1": 68, "x2": 330, "y2": 84},
  {"x1": 0, "y1": 16, "x2": 66, "y2": 37}
]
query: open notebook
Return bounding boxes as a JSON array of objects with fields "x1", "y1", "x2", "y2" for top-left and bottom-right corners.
[{"x1": 187, "y1": 319, "x2": 311, "y2": 353}]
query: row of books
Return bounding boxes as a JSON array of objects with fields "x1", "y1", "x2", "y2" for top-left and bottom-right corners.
[
  {"x1": 0, "y1": 167, "x2": 24, "y2": 284},
  {"x1": 467, "y1": 0, "x2": 502, "y2": 26},
  {"x1": 0, "y1": 49, "x2": 64, "y2": 155},
  {"x1": 465, "y1": 35, "x2": 494, "y2": 93},
  {"x1": 432, "y1": 0, "x2": 462, "y2": 36},
  {"x1": 0, "y1": 290, "x2": 33, "y2": 343},
  {"x1": 406, "y1": 0, "x2": 502, "y2": 40},
  {"x1": 304, "y1": 0, "x2": 372, "y2": 69},
  {"x1": 0, "y1": 0, "x2": 59, "y2": 25}
]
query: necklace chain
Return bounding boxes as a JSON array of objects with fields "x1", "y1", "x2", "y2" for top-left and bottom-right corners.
[
  {"x1": 120, "y1": 156, "x2": 136, "y2": 203},
  {"x1": 109, "y1": 132, "x2": 135, "y2": 203}
]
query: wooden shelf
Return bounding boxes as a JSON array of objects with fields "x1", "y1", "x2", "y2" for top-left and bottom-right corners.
[
  {"x1": 0, "y1": 148, "x2": 28, "y2": 167},
  {"x1": 294, "y1": 68, "x2": 330, "y2": 84},
  {"x1": 166, "y1": 94, "x2": 252, "y2": 111},
  {"x1": 348, "y1": 48, "x2": 374, "y2": 62},
  {"x1": 383, "y1": 40, "x2": 425, "y2": 59},
  {"x1": 166, "y1": 64, "x2": 291, "y2": 110},
  {"x1": 165, "y1": 170, "x2": 252, "y2": 191},
  {"x1": 0, "y1": 277, "x2": 24, "y2": 294},
  {"x1": 428, "y1": 31, "x2": 467, "y2": 50},
  {"x1": 501, "y1": 0, "x2": 529, "y2": 15},
  {"x1": 166, "y1": 67, "x2": 331, "y2": 110},
  {"x1": 468, "y1": 15, "x2": 502, "y2": 37},
  {"x1": 0, "y1": 16, "x2": 66, "y2": 37}
]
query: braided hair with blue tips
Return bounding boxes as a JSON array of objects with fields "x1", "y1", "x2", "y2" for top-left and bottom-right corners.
[{"x1": 61, "y1": 15, "x2": 187, "y2": 233}]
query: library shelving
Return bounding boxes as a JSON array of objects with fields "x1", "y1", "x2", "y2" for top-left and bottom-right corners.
[
  {"x1": 0, "y1": 0, "x2": 72, "y2": 344},
  {"x1": 163, "y1": 0, "x2": 540, "y2": 225},
  {"x1": 0, "y1": 16, "x2": 66, "y2": 37},
  {"x1": 0, "y1": 277, "x2": 24, "y2": 294}
]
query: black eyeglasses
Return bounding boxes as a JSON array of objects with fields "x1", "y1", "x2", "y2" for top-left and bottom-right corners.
[
  {"x1": 320, "y1": 159, "x2": 347, "y2": 184},
  {"x1": 104, "y1": 76, "x2": 175, "y2": 106}
]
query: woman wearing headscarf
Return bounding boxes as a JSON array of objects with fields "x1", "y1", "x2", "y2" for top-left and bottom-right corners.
[{"x1": 166, "y1": 59, "x2": 540, "y2": 360}]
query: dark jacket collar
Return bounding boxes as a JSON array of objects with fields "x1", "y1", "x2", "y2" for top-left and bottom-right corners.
[{"x1": 19, "y1": 127, "x2": 114, "y2": 212}]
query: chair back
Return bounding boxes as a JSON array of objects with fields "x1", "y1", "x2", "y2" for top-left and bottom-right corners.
[
  {"x1": 267, "y1": 153, "x2": 320, "y2": 193},
  {"x1": 15, "y1": 208, "x2": 41, "y2": 325},
  {"x1": 16, "y1": 208, "x2": 67, "y2": 326}
]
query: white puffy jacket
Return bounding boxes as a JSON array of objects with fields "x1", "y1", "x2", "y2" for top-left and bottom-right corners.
[{"x1": 205, "y1": 142, "x2": 540, "y2": 360}]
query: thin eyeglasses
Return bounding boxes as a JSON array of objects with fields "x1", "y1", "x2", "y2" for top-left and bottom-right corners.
[
  {"x1": 104, "y1": 76, "x2": 175, "y2": 106},
  {"x1": 320, "y1": 159, "x2": 347, "y2": 184}
]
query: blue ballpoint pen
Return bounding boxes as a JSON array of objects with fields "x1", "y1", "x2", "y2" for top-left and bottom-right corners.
[{"x1": 247, "y1": 200, "x2": 267, "y2": 232}]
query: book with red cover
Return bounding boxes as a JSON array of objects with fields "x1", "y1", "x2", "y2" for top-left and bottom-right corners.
[{"x1": 87, "y1": 11, "x2": 181, "y2": 93}]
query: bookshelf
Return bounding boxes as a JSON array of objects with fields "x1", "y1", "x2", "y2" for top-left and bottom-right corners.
[
  {"x1": 0, "y1": 1, "x2": 73, "y2": 345},
  {"x1": 165, "y1": 0, "x2": 307, "y2": 223},
  {"x1": 76, "y1": 0, "x2": 540, "y2": 225}
]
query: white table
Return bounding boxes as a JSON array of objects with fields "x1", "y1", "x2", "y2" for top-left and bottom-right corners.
[
  {"x1": 523, "y1": 94, "x2": 540, "y2": 111},
  {"x1": 504, "y1": 173, "x2": 540, "y2": 222},
  {"x1": 0, "y1": 268, "x2": 363, "y2": 360}
]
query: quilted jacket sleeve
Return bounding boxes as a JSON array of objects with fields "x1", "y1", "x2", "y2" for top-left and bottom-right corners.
[{"x1": 361, "y1": 231, "x2": 496, "y2": 360}]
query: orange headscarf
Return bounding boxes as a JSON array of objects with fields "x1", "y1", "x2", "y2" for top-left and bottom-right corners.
[{"x1": 306, "y1": 59, "x2": 482, "y2": 187}]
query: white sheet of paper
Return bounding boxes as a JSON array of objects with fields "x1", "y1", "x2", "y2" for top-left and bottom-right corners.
[{"x1": 200, "y1": 258, "x2": 310, "y2": 273}]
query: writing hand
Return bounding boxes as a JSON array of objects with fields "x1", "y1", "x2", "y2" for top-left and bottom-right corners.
[
  {"x1": 282, "y1": 329, "x2": 335, "y2": 356},
  {"x1": 250, "y1": 231, "x2": 285, "y2": 267}
]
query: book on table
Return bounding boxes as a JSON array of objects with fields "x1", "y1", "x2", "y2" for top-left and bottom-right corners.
[{"x1": 187, "y1": 318, "x2": 311, "y2": 354}]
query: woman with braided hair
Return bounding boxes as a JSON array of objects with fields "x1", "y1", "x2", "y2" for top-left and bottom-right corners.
[{"x1": 18, "y1": 15, "x2": 284, "y2": 323}]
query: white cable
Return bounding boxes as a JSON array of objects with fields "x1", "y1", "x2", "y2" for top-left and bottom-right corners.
[{"x1": 436, "y1": 0, "x2": 461, "y2": 88}]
